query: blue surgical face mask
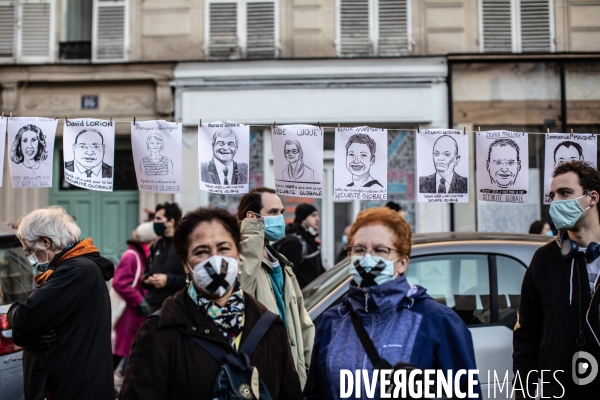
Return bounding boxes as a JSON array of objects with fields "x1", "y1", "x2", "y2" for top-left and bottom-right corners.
[
  {"x1": 28, "y1": 242, "x2": 50, "y2": 272},
  {"x1": 546, "y1": 230, "x2": 555, "y2": 237},
  {"x1": 341, "y1": 234, "x2": 348, "y2": 246},
  {"x1": 349, "y1": 254, "x2": 397, "y2": 287},
  {"x1": 260, "y1": 214, "x2": 285, "y2": 242},
  {"x1": 549, "y1": 194, "x2": 590, "y2": 230}
]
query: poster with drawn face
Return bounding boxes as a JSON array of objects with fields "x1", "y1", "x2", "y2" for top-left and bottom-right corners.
[
  {"x1": 62, "y1": 118, "x2": 115, "y2": 192},
  {"x1": 333, "y1": 126, "x2": 387, "y2": 201},
  {"x1": 7, "y1": 117, "x2": 57, "y2": 189},
  {"x1": 544, "y1": 133, "x2": 597, "y2": 204},
  {"x1": 198, "y1": 121, "x2": 250, "y2": 195},
  {"x1": 272, "y1": 124, "x2": 323, "y2": 198},
  {"x1": 131, "y1": 120, "x2": 182, "y2": 194},
  {"x1": 476, "y1": 131, "x2": 529, "y2": 203},
  {"x1": 0, "y1": 118, "x2": 5, "y2": 187},
  {"x1": 417, "y1": 129, "x2": 469, "y2": 203}
]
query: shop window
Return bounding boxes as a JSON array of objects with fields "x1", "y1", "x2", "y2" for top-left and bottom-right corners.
[
  {"x1": 336, "y1": 0, "x2": 411, "y2": 57},
  {"x1": 479, "y1": 0, "x2": 555, "y2": 53},
  {"x1": 205, "y1": 0, "x2": 278, "y2": 59},
  {"x1": 0, "y1": 0, "x2": 55, "y2": 63}
]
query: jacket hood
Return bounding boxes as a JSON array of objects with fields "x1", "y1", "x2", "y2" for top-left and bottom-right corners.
[{"x1": 346, "y1": 274, "x2": 430, "y2": 314}]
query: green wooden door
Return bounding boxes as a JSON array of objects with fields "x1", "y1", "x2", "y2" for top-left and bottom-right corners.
[{"x1": 49, "y1": 139, "x2": 139, "y2": 264}]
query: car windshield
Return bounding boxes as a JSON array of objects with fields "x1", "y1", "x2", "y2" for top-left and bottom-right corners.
[
  {"x1": 0, "y1": 233, "x2": 36, "y2": 305},
  {"x1": 303, "y1": 258, "x2": 351, "y2": 311}
]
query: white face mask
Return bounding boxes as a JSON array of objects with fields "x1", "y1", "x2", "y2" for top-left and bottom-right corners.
[{"x1": 188, "y1": 255, "x2": 239, "y2": 297}]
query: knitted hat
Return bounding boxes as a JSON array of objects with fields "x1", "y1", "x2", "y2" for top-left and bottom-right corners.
[
  {"x1": 294, "y1": 203, "x2": 318, "y2": 224},
  {"x1": 135, "y1": 221, "x2": 158, "y2": 243}
]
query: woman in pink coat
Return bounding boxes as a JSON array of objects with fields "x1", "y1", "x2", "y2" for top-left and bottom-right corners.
[{"x1": 112, "y1": 222, "x2": 156, "y2": 390}]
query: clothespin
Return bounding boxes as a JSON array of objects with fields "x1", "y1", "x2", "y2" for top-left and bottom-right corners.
[
  {"x1": 338, "y1": 123, "x2": 341, "y2": 130},
  {"x1": 463, "y1": 126, "x2": 466, "y2": 135},
  {"x1": 133, "y1": 117, "x2": 136, "y2": 125},
  {"x1": 244, "y1": 122, "x2": 247, "y2": 126},
  {"x1": 547, "y1": 128, "x2": 550, "y2": 133},
  {"x1": 478, "y1": 126, "x2": 481, "y2": 133},
  {"x1": 110, "y1": 116, "x2": 113, "y2": 123},
  {"x1": 65, "y1": 115, "x2": 69, "y2": 122},
  {"x1": 176, "y1": 119, "x2": 179, "y2": 125},
  {"x1": 1, "y1": 112, "x2": 4, "y2": 118},
  {"x1": 318, "y1": 122, "x2": 321, "y2": 130},
  {"x1": 416, "y1": 125, "x2": 420, "y2": 133},
  {"x1": 273, "y1": 121, "x2": 276, "y2": 129},
  {"x1": 9, "y1": 112, "x2": 12, "y2": 119},
  {"x1": 200, "y1": 119, "x2": 202, "y2": 126},
  {"x1": 54, "y1": 116, "x2": 58, "y2": 120}
]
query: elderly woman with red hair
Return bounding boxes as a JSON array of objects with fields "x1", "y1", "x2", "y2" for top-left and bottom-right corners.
[{"x1": 303, "y1": 207, "x2": 480, "y2": 399}]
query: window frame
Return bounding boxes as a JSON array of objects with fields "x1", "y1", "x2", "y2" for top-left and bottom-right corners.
[
  {"x1": 204, "y1": 0, "x2": 279, "y2": 60},
  {"x1": 335, "y1": 0, "x2": 412, "y2": 57},
  {"x1": 478, "y1": 0, "x2": 556, "y2": 53}
]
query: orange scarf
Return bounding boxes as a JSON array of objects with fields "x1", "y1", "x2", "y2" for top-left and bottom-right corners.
[{"x1": 34, "y1": 238, "x2": 100, "y2": 287}]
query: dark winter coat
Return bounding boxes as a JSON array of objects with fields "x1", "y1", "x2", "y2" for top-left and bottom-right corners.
[
  {"x1": 120, "y1": 287, "x2": 303, "y2": 400},
  {"x1": 513, "y1": 240, "x2": 600, "y2": 399},
  {"x1": 144, "y1": 235, "x2": 186, "y2": 312},
  {"x1": 276, "y1": 223, "x2": 324, "y2": 289},
  {"x1": 8, "y1": 239, "x2": 115, "y2": 400}
]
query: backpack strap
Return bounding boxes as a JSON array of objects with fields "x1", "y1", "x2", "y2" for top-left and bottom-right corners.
[
  {"x1": 238, "y1": 310, "x2": 278, "y2": 357},
  {"x1": 349, "y1": 311, "x2": 392, "y2": 370}
]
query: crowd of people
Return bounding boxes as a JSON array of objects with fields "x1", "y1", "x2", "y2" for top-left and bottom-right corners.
[{"x1": 8, "y1": 160, "x2": 600, "y2": 399}]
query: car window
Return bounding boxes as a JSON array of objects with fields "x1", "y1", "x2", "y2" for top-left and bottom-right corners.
[
  {"x1": 0, "y1": 237, "x2": 36, "y2": 305},
  {"x1": 496, "y1": 255, "x2": 526, "y2": 321},
  {"x1": 407, "y1": 254, "x2": 491, "y2": 325}
]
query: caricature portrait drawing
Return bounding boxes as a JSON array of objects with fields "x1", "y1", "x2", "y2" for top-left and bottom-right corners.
[
  {"x1": 65, "y1": 129, "x2": 113, "y2": 179},
  {"x1": 141, "y1": 133, "x2": 173, "y2": 175},
  {"x1": 419, "y1": 135, "x2": 467, "y2": 193},
  {"x1": 486, "y1": 139, "x2": 521, "y2": 188},
  {"x1": 281, "y1": 139, "x2": 316, "y2": 182},
  {"x1": 200, "y1": 128, "x2": 248, "y2": 185},
  {"x1": 554, "y1": 141, "x2": 583, "y2": 167},
  {"x1": 345, "y1": 133, "x2": 382, "y2": 188},
  {"x1": 10, "y1": 124, "x2": 49, "y2": 175}
]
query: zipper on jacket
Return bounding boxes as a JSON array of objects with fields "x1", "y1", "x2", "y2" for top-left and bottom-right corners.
[{"x1": 364, "y1": 290, "x2": 369, "y2": 313}]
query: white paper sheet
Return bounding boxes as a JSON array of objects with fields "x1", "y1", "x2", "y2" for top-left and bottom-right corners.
[
  {"x1": 333, "y1": 126, "x2": 387, "y2": 201},
  {"x1": 476, "y1": 131, "x2": 529, "y2": 203},
  {"x1": 131, "y1": 121, "x2": 182, "y2": 193},
  {"x1": 62, "y1": 118, "x2": 115, "y2": 192},
  {"x1": 198, "y1": 121, "x2": 250, "y2": 195},
  {"x1": 0, "y1": 118, "x2": 6, "y2": 187},
  {"x1": 416, "y1": 129, "x2": 469, "y2": 203},
  {"x1": 272, "y1": 124, "x2": 324, "y2": 198},
  {"x1": 543, "y1": 133, "x2": 597, "y2": 204},
  {"x1": 7, "y1": 117, "x2": 57, "y2": 189}
]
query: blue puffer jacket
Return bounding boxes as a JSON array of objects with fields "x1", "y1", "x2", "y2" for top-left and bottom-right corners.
[{"x1": 303, "y1": 275, "x2": 481, "y2": 399}]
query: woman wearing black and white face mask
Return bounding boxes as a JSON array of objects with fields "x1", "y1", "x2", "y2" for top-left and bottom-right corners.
[
  {"x1": 304, "y1": 207, "x2": 480, "y2": 399},
  {"x1": 120, "y1": 207, "x2": 302, "y2": 400}
]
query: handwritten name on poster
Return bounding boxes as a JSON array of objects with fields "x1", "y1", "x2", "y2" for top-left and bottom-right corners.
[
  {"x1": 272, "y1": 124, "x2": 324, "y2": 198},
  {"x1": 476, "y1": 131, "x2": 529, "y2": 203},
  {"x1": 131, "y1": 121, "x2": 182, "y2": 193},
  {"x1": 198, "y1": 121, "x2": 250, "y2": 195},
  {"x1": 333, "y1": 126, "x2": 388, "y2": 201},
  {"x1": 543, "y1": 133, "x2": 597, "y2": 204},
  {"x1": 417, "y1": 129, "x2": 469, "y2": 203},
  {"x1": 62, "y1": 119, "x2": 115, "y2": 192}
]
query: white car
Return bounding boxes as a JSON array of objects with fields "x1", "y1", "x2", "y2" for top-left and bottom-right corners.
[
  {"x1": 302, "y1": 232, "x2": 552, "y2": 399},
  {"x1": 0, "y1": 224, "x2": 35, "y2": 400}
]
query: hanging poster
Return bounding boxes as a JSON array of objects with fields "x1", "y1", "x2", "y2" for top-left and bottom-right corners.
[
  {"x1": 62, "y1": 118, "x2": 115, "y2": 192},
  {"x1": 416, "y1": 129, "x2": 469, "y2": 203},
  {"x1": 543, "y1": 132, "x2": 597, "y2": 204},
  {"x1": 131, "y1": 120, "x2": 182, "y2": 193},
  {"x1": 0, "y1": 117, "x2": 6, "y2": 187},
  {"x1": 272, "y1": 124, "x2": 323, "y2": 198},
  {"x1": 7, "y1": 117, "x2": 57, "y2": 189},
  {"x1": 333, "y1": 126, "x2": 387, "y2": 201},
  {"x1": 476, "y1": 130, "x2": 529, "y2": 203},
  {"x1": 198, "y1": 120, "x2": 249, "y2": 195}
]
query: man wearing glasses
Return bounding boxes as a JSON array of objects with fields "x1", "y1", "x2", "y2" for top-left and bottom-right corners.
[
  {"x1": 486, "y1": 138, "x2": 521, "y2": 189},
  {"x1": 65, "y1": 129, "x2": 113, "y2": 178},
  {"x1": 281, "y1": 139, "x2": 316, "y2": 182}
]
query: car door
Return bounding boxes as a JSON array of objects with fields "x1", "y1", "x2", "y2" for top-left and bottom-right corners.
[{"x1": 407, "y1": 252, "x2": 526, "y2": 400}]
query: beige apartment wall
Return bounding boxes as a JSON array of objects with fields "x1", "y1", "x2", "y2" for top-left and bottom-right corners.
[{"x1": 286, "y1": 0, "x2": 336, "y2": 57}]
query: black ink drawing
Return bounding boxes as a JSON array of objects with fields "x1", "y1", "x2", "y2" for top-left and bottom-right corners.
[
  {"x1": 345, "y1": 133, "x2": 382, "y2": 188},
  {"x1": 281, "y1": 139, "x2": 317, "y2": 183},
  {"x1": 553, "y1": 141, "x2": 583, "y2": 168},
  {"x1": 65, "y1": 129, "x2": 113, "y2": 179},
  {"x1": 201, "y1": 128, "x2": 248, "y2": 185},
  {"x1": 419, "y1": 135, "x2": 467, "y2": 194},
  {"x1": 10, "y1": 124, "x2": 49, "y2": 176},
  {"x1": 486, "y1": 139, "x2": 521, "y2": 188},
  {"x1": 141, "y1": 133, "x2": 173, "y2": 176}
]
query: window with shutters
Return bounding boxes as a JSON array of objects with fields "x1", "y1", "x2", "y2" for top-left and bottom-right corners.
[
  {"x1": 479, "y1": 0, "x2": 555, "y2": 53},
  {"x1": 205, "y1": 0, "x2": 278, "y2": 59},
  {"x1": 0, "y1": 0, "x2": 55, "y2": 63},
  {"x1": 336, "y1": 0, "x2": 411, "y2": 57},
  {"x1": 60, "y1": 0, "x2": 93, "y2": 60},
  {"x1": 92, "y1": 0, "x2": 129, "y2": 62}
]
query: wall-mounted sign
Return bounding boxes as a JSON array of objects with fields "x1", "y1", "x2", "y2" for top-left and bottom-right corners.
[{"x1": 81, "y1": 96, "x2": 98, "y2": 109}]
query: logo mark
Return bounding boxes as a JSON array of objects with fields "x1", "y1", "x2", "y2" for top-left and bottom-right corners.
[{"x1": 572, "y1": 351, "x2": 599, "y2": 385}]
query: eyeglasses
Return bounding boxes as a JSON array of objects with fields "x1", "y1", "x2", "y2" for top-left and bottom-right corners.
[
  {"x1": 284, "y1": 150, "x2": 300, "y2": 155},
  {"x1": 347, "y1": 245, "x2": 398, "y2": 258},
  {"x1": 22, "y1": 246, "x2": 34, "y2": 257},
  {"x1": 75, "y1": 144, "x2": 102, "y2": 151}
]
